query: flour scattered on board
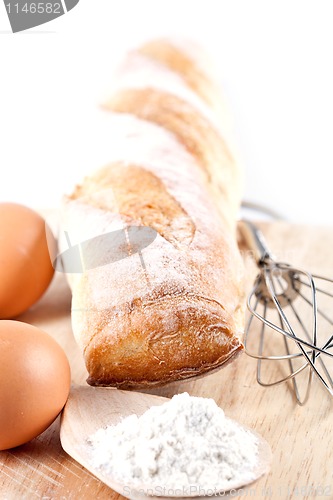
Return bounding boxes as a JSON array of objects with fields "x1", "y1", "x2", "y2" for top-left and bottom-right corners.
[{"x1": 87, "y1": 392, "x2": 260, "y2": 492}]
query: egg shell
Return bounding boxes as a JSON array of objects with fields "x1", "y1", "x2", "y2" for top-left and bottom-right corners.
[
  {"x1": 0, "y1": 203, "x2": 57, "y2": 319},
  {"x1": 0, "y1": 320, "x2": 71, "y2": 450}
]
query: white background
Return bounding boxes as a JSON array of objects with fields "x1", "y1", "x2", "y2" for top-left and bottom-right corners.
[{"x1": 0, "y1": 0, "x2": 332, "y2": 225}]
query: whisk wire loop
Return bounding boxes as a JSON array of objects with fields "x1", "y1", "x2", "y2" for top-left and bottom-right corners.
[{"x1": 241, "y1": 220, "x2": 333, "y2": 405}]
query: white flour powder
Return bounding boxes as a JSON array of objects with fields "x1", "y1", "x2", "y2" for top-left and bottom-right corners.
[{"x1": 88, "y1": 393, "x2": 259, "y2": 492}]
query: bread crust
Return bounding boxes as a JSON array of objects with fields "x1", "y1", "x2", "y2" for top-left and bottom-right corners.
[{"x1": 61, "y1": 39, "x2": 245, "y2": 388}]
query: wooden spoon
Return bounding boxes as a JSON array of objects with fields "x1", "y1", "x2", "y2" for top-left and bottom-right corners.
[{"x1": 60, "y1": 385, "x2": 272, "y2": 499}]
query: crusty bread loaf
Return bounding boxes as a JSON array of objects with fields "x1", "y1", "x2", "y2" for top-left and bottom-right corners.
[{"x1": 60, "y1": 38, "x2": 244, "y2": 388}]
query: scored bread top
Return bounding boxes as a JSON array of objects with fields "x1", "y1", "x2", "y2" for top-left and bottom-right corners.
[{"x1": 61, "y1": 39, "x2": 244, "y2": 387}]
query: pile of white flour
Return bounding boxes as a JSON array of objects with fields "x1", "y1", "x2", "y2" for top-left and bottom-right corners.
[{"x1": 88, "y1": 392, "x2": 258, "y2": 491}]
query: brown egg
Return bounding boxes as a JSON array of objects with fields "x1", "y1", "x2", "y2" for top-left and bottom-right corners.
[
  {"x1": 0, "y1": 203, "x2": 56, "y2": 319},
  {"x1": 0, "y1": 320, "x2": 71, "y2": 450}
]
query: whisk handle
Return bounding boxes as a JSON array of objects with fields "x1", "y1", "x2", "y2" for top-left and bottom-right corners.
[{"x1": 239, "y1": 220, "x2": 274, "y2": 265}]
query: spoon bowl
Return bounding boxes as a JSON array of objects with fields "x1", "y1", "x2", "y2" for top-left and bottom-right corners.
[{"x1": 60, "y1": 385, "x2": 272, "y2": 499}]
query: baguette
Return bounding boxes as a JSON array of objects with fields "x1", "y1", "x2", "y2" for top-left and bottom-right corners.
[{"x1": 60, "y1": 39, "x2": 244, "y2": 388}]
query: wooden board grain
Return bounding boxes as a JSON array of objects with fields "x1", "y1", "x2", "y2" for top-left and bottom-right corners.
[{"x1": 1, "y1": 221, "x2": 333, "y2": 500}]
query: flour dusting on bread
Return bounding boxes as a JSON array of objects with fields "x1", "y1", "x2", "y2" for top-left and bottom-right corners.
[{"x1": 60, "y1": 39, "x2": 244, "y2": 388}]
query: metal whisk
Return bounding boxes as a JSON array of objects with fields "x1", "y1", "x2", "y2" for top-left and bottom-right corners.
[{"x1": 240, "y1": 220, "x2": 333, "y2": 405}]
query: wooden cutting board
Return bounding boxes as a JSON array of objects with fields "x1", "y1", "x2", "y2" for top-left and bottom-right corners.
[{"x1": 1, "y1": 221, "x2": 333, "y2": 500}]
